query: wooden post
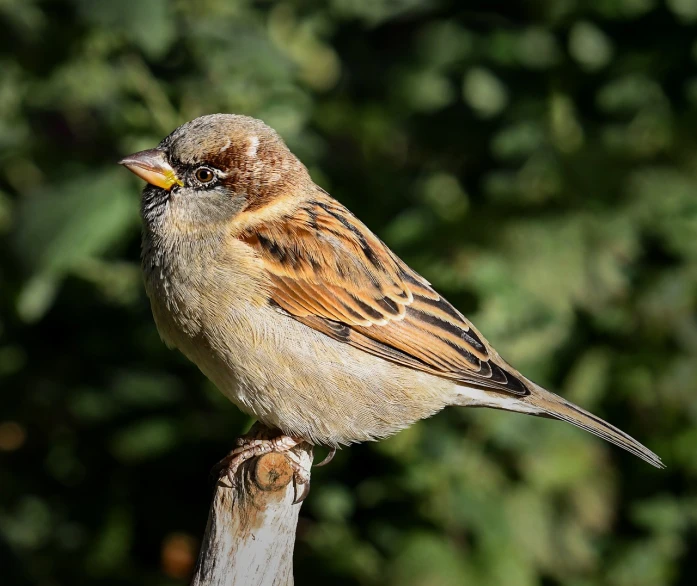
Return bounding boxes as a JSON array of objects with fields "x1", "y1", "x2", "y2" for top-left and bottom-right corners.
[{"x1": 191, "y1": 427, "x2": 313, "y2": 586}]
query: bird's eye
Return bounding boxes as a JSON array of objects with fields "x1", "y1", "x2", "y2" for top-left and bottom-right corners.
[{"x1": 195, "y1": 167, "x2": 215, "y2": 183}]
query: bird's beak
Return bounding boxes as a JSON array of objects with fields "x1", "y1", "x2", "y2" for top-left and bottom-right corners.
[{"x1": 118, "y1": 149, "x2": 183, "y2": 190}]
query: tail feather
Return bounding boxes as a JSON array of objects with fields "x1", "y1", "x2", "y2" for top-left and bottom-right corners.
[{"x1": 526, "y1": 384, "x2": 664, "y2": 469}]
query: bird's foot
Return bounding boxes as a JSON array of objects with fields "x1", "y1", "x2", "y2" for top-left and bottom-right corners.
[{"x1": 212, "y1": 432, "x2": 311, "y2": 503}]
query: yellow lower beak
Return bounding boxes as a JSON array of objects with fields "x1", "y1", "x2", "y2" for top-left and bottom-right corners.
[{"x1": 118, "y1": 149, "x2": 183, "y2": 190}]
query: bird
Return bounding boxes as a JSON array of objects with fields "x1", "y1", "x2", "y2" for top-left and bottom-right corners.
[{"x1": 119, "y1": 114, "x2": 662, "y2": 498}]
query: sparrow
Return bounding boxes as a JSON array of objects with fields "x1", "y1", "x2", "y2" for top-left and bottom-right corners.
[{"x1": 119, "y1": 114, "x2": 662, "y2": 492}]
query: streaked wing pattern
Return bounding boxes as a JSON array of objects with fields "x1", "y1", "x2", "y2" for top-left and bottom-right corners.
[{"x1": 240, "y1": 194, "x2": 529, "y2": 396}]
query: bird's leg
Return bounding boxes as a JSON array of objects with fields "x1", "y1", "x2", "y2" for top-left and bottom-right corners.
[{"x1": 212, "y1": 429, "x2": 310, "y2": 502}]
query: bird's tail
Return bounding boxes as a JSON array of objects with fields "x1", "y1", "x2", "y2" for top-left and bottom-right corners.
[
  {"x1": 524, "y1": 381, "x2": 664, "y2": 469},
  {"x1": 454, "y1": 380, "x2": 663, "y2": 468}
]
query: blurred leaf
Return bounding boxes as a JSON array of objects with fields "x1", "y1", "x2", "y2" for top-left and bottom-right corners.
[
  {"x1": 388, "y1": 531, "x2": 475, "y2": 586},
  {"x1": 516, "y1": 27, "x2": 561, "y2": 69},
  {"x1": 569, "y1": 21, "x2": 614, "y2": 70},
  {"x1": 74, "y1": 0, "x2": 176, "y2": 58},
  {"x1": 85, "y1": 507, "x2": 133, "y2": 575},
  {"x1": 109, "y1": 418, "x2": 178, "y2": 462},
  {"x1": 112, "y1": 371, "x2": 184, "y2": 407},
  {"x1": 667, "y1": 0, "x2": 697, "y2": 23},
  {"x1": 463, "y1": 67, "x2": 508, "y2": 118},
  {"x1": 13, "y1": 170, "x2": 137, "y2": 320},
  {"x1": 0, "y1": 496, "x2": 52, "y2": 550}
]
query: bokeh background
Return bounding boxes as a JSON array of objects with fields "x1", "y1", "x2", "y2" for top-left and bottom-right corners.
[{"x1": 1, "y1": 0, "x2": 696, "y2": 584}]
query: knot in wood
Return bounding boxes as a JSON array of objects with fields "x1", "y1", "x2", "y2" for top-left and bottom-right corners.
[{"x1": 254, "y1": 452, "x2": 293, "y2": 492}]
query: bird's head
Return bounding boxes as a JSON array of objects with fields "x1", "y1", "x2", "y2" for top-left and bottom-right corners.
[{"x1": 119, "y1": 114, "x2": 310, "y2": 231}]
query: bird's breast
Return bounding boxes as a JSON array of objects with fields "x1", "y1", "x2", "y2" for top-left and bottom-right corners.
[{"x1": 141, "y1": 229, "x2": 269, "y2": 342}]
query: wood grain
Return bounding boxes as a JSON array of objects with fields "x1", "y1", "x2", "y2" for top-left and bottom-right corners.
[{"x1": 191, "y1": 427, "x2": 312, "y2": 586}]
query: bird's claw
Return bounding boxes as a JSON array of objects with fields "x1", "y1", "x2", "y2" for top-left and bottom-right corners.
[
  {"x1": 314, "y1": 447, "x2": 336, "y2": 467},
  {"x1": 293, "y1": 477, "x2": 311, "y2": 504}
]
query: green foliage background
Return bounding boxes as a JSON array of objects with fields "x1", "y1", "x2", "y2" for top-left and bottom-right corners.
[{"x1": 1, "y1": 0, "x2": 696, "y2": 584}]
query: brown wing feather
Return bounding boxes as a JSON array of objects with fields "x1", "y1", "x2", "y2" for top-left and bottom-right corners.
[{"x1": 239, "y1": 195, "x2": 529, "y2": 396}]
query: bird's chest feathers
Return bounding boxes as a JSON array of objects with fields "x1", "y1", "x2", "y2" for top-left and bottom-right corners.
[{"x1": 142, "y1": 232, "x2": 267, "y2": 348}]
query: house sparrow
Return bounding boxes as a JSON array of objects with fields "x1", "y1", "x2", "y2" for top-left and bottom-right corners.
[{"x1": 119, "y1": 114, "x2": 662, "y2": 494}]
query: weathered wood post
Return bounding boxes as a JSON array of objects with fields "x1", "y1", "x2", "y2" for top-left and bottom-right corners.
[{"x1": 191, "y1": 427, "x2": 313, "y2": 586}]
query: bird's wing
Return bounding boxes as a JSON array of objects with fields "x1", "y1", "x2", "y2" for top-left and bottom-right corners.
[{"x1": 239, "y1": 195, "x2": 529, "y2": 396}]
